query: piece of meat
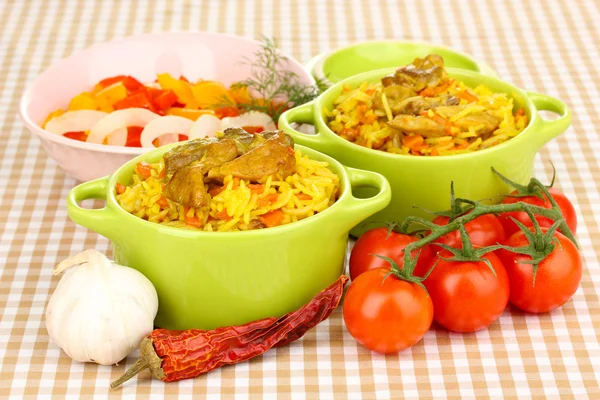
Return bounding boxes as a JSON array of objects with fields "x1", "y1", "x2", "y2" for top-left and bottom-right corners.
[
  {"x1": 373, "y1": 85, "x2": 417, "y2": 114},
  {"x1": 222, "y1": 128, "x2": 255, "y2": 153},
  {"x1": 393, "y1": 95, "x2": 460, "y2": 116},
  {"x1": 387, "y1": 115, "x2": 446, "y2": 138},
  {"x1": 382, "y1": 54, "x2": 449, "y2": 92},
  {"x1": 207, "y1": 138, "x2": 296, "y2": 182},
  {"x1": 163, "y1": 137, "x2": 219, "y2": 175},
  {"x1": 163, "y1": 165, "x2": 210, "y2": 208},
  {"x1": 453, "y1": 113, "x2": 502, "y2": 134}
]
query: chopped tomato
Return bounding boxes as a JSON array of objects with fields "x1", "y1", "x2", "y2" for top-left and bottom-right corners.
[
  {"x1": 115, "y1": 182, "x2": 126, "y2": 195},
  {"x1": 125, "y1": 126, "x2": 144, "y2": 147},
  {"x1": 63, "y1": 131, "x2": 88, "y2": 141},
  {"x1": 136, "y1": 161, "x2": 153, "y2": 179},
  {"x1": 156, "y1": 196, "x2": 169, "y2": 208},
  {"x1": 242, "y1": 126, "x2": 264, "y2": 134},
  {"x1": 297, "y1": 193, "x2": 312, "y2": 200},
  {"x1": 154, "y1": 90, "x2": 178, "y2": 111},
  {"x1": 260, "y1": 209, "x2": 284, "y2": 228}
]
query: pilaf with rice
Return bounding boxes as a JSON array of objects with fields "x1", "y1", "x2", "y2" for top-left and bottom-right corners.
[
  {"x1": 115, "y1": 129, "x2": 340, "y2": 232},
  {"x1": 325, "y1": 54, "x2": 528, "y2": 156}
]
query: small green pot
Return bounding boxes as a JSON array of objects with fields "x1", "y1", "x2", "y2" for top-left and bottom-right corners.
[
  {"x1": 306, "y1": 40, "x2": 498, "y2": 88},
  {"x1": 66, "y1": 145, "x2": 390, "y2": 330},
  {"x1": 278, "y1": 68, "x2": 571, "y2": 237}
]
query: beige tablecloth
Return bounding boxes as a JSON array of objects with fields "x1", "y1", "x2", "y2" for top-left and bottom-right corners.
[{"x1": 1, "y1": 0, "x2": 599, "y2": 398}]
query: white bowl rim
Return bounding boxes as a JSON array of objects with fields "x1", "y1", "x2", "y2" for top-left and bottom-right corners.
[{"x1": 19, "y1": 31, "x2": 315, "y2": 156}]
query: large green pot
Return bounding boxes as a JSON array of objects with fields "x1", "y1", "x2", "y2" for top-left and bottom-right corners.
[
  {"x1": 279, "y1": 68, "x2": 571, "y2": 237},
  {"x1": 66, "y1": 145, "x2": 390, "y2": 330}
]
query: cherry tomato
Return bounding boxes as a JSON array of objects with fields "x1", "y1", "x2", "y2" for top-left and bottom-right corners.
[
  {"x1": 343, "y1": 268, "x2": 433, "y2": 354},
  {"x1": 497, "y1": 229, "x2": 582, "y2": 313},
  {"x1": 423, "y1": 251, "x2": 509, "y2": 332},
  {"x1": 432, "y1": 214, "x2": 506, "y2": 249},
  {"x1": 498, "y1": 188, "x2": 577, "y2": 237},
  {"x1": 349, "y1": 228, "x2": 434, "y2": 280}
]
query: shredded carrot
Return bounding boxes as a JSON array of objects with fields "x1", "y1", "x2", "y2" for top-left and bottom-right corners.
[
  {"x1": 420, "y1": 110, "x2": 453, "y2": 135},
  {"x1": 430, "y1": 148, "x2": 439, "y2": 156},
  {"x1": 402, "y1": 135, "x2": 424, "y2": 150},
  {"x1": 248, "y1": 184, "x2": 265, "y2": 194},
  {"x1": 115, "y1": 182, "x2": 126, "y2": 195},
  {"x1": 515, "y1": 108, "x2": 525, "y2": 117},
  {"x1": 260, "y1": 209, "x2": 284, "y2": 228},
  {"x1": 258, "y1": 193, "x2": 279, "y2": 207},
  {"x1": 419, "y1": 79, "x2": 455, "y2": 97},
  {"x1": 209, "y1": 185, "x2": 226, "y2": 197},
  {"x1": 158, "y1": 168, "x2": 166, "y2": 178},
  {"x1": 456, "y1": 142, "x2": 469, "y2": 150},
  {"x1": 456, "y1": 89, "x2": 479, "y2": 103},
  {"x1": 184, "y1": 208, "x2": 203, "y2": 228},
  {"x1": 156, "y1": 196, "x2": 169, "y2": 208},
  {"x1": 297, "y1": 193, "x2": 312, "y2": 200},
  {"x1": 136, "y1": 161, "x2": 152, "y2": 179},
  {"x1": 232, "y1": 177, "x2": 240, "y2": 189},
  {"x1": 287, "y1": 146, "x2": 295, "y2": 156},
  {"x1": 216, "y1": 210, "x2": 232, "y2": 221},
  {"x1": 365, "y1": 88, "x2": 375, "y2": 96}
]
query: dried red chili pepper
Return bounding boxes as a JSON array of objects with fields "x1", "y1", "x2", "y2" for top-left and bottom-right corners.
[{"x1": 111, "y1": 275, "x2": 348, "y2": 388}]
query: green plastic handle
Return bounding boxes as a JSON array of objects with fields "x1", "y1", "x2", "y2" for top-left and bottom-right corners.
[
  {"x1": 66, "y1": 177, "x2": 119, "y2": 240},
  {"x1": 527, "y1": 91, "x2": 572, "y2": 149},
  {"x1": 340, "y1": 167, "x2": 391, "y2": 229},
  {"x1": 278, "y1": 101, "x2": 333, "y2": 151}
]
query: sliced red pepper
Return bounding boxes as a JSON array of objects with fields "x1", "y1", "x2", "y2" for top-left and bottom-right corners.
[
  {"x1": 136, "y1": 161, "x2": 153, "y2": 179},
  {"x1": 126, "y1": 126, "x2": 144, "y2": 147},
  {"x1": 178, "y1": 134, "x2": 188, "y2": 142},
  {"x1": 242, "y1": 126, "x2": 264, "y2": 134},
  {"x1": 63, "y1": 131, "x2": 88, "y2": 142},
  {"x1": 98, "y1": 75, "x2": 143, "y2": 92},
  {"x1": 154, "y1": 90, "x2": 178, "y2": 111},
  {"x1": 113, "y1": 89, "x2": 157, "y2": 113},
  {"x1": 214, "y1": 107, "x2": 240, "y2": 119}
]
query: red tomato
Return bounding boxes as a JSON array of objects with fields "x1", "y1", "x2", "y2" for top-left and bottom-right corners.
[
  {"x1": 343, "y1": 268, "x2": 433, "y2": 354},
  {"x1": 349, "y1": 228, "x2": 434, "y2": 281},
  {"x1": 422, "y1": 251, "x2": 509, "y2": 332},
  {"x1": 498, "y1": 188, "x2": 577, "y2": 237},
  {"x1": 497, "y1": 229, "x2": 582, "y2": 313},
  {"x1": 432, "y1": 214, "x2": 506, "y2": 249}
]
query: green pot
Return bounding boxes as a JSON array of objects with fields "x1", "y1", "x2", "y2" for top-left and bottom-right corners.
[
  {"x1": 306, "y1": 40, "x2": 498, "y2": 88},
  {"x1": 66, "y1": 145, "x2": 390, "y2": 330},
  {"x1": 278, "y1": 68, "x2": 571, "y2": 237}
]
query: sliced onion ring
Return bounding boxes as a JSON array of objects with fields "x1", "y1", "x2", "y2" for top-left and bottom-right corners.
[
  {"x1": 44, "y1": 110, "x2": 108, "y2": 136},
  {"x1": 87, "y1": 108, "x2": 160, "y2": 146},
  {"x1": 188, "y1": 114, "x2": 222, "y2": 140},
  {"x1": 140, "y1": 116, "x2": 194, "y2": 148},
  {"x1": 221, "y1": 111, "x2": 276, "y2": 131}
]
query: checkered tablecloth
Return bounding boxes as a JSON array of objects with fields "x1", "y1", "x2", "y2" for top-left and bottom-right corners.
[{"x1": 1, "y1": 0, "x2": 599, "y2": 398}]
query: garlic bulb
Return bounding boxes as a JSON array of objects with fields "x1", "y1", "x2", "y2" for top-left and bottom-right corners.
[{"x1": 46, "y1": 250, "x2": 158, "y2": 365}]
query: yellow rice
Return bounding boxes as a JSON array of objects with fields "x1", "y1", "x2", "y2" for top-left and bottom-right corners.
[
  {"x1": 116, "y1": 150, "x2": 340, "y2": 232},
  {"x1": 324, "y1": 80, "x2": 528, "y2": 156}
]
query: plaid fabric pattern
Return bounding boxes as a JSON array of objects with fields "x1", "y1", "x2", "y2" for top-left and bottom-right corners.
[{"x1": 0, "y1": 0, "x2": 599, "y2": 398}]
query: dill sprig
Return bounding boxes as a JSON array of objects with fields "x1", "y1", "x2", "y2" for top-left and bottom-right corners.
[{"x1": 219, "y1": 37, "x2": 325, "y2": 122}]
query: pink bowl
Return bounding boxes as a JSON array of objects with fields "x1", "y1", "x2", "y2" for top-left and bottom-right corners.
[{"x1": 19, "y1": 32, "x2": 314, "y2": 182}]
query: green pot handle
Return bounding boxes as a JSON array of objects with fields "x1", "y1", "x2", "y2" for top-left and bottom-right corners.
[
  {"x1": 66, "y1": 177, "x2": 120, "y2": 241},
  {"x1": 278, "y1": 101, "x2": 334, "y2": 151},
  {"x1": 340, "y1": 167, "x2": 391, "y2": 229},
  {"x1": 527, "y1": 91, "x2": 572, "y2": 149}
]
